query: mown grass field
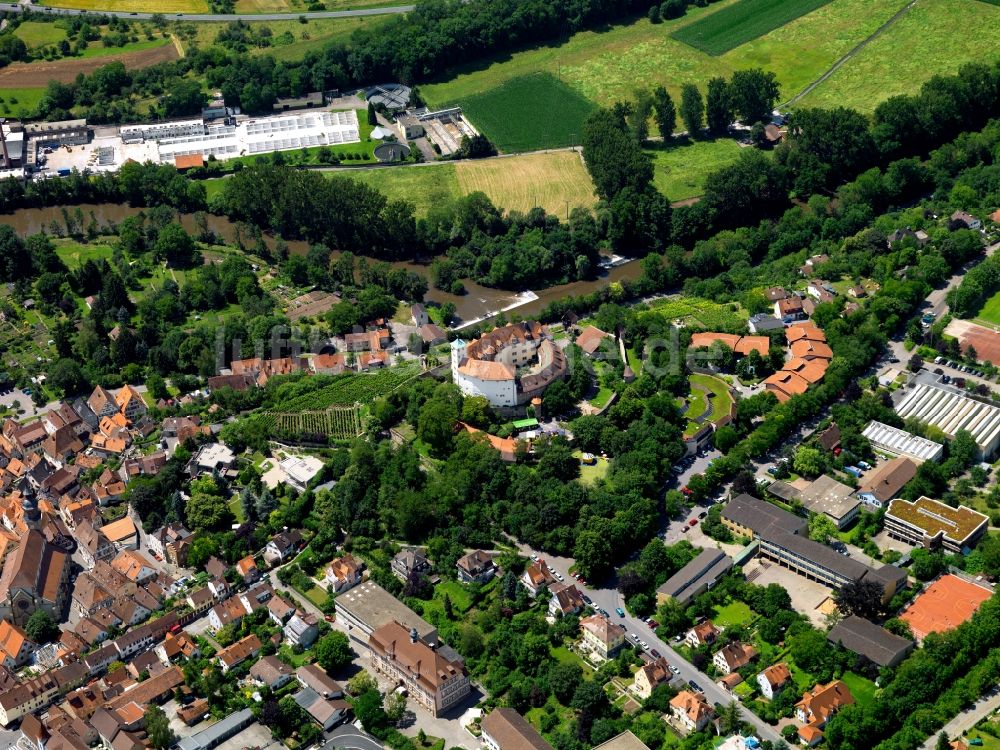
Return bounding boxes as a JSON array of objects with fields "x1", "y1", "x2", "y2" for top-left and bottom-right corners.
[
  {"x1": 974, "y1": 289, "x2": 1000, "y2": 327},
  {"x1": 456, "y1": 73, "x2": 598, "y2": 152},
  {"x1": 234, "y1": 0, "x2": 401, "y2": 10},
  {"x1": 0, "y1": 88, "x2": 46, "y2": 117},
  {"x1": 39, "y1": 0, "x2": 209, "y2": 11},
  {"x1": 647, "y1": 138, "x2": 742, "y2": 201},
  {"x1": 338, "y1": 151, "x2": 597, "y2": 218},
  {"x1": 421, "y1": 0, "x2": 900, "y2": 110},
  {"x1": 671, "y1": 0, "x2": 833, "y2": 55},
  {"x1": 797, "y1": 0, "x2": 1000, "y2": 111},
  {"x1": 457, "y1": 151, "x2": 597, "y2": 216},
  {"x1": 13, "y1": 21, "x2": 67, "y2": 49}
]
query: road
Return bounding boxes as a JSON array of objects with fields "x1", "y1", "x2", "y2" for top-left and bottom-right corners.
[
  {"x1": 5, "y1": 1, "x2": 413, "y2": 20},
  {"x1": 919, "y1": 688, "x2": 1000, "y2": 749},
  {"x1": 516, "y1": 542, "x2": 783, "y2": 745}
]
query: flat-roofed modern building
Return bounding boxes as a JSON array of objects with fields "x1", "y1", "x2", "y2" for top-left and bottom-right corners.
[
  {"x1": 894, "y1": 384, "x2": 1000, "y2": 459},
  {"x1": 797, "y1": 475, "x2": 861, "y2": 529},
  {"x1": 862, "y1": 420, "x2": 944, "y2": 462},
  {"x1": 885, "y1": 496, "x2": 989, "y2": 552},
  {"x1": 656, "y1": 548, "x2": 733, "y2": 606},
  {"x1": 335, "y1": 580, "x2": 436, "y2": 647}
]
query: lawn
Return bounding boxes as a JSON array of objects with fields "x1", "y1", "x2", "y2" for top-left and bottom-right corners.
[
  {"x1": 0, "y1": 88, "x2": 46, "y2": 117},
  {"x1": 39, "y1": 0, "x2": 209, "y2": 11},
  {"x1": 712, "y1": 600, "x2": 755, "y2": 628},
  {"x1": 797, "y1": 0, "x2": 1000, "y2": 111},
  {"x1": 625, "y1": 347, "x2": 642, "y2": 377},
  {"x1": 647, "y1": 139, "x2": 743, "y2": 201},
  {"x1": 682, "y1": 373, "x2": 734, "y2": 436},
  {"x1": 338, "y1": 164, "x2": 461, "y2": 217},
  {"x1": 13, "y1": 21, "x2": 68, "y2": 49},
  {"x1": 966, "y1": 729, "x2": 1000, "y2": 750},
  {"x1": 671, "y1": 0, "x2": 833, "y2": 55},
  {"x1": 302, "y1": 585, "x2": 329, "y2": 607},
  {"x1": 228, "y1": 494, "x2": 246, "y2": 524},
  {"x1": 974, "y1": 288, "x2": 1000, "y2": 328},
  {"x1": 76, "y1": 36, "x2": 172, "y2": 60},
  {"x1": 589, "y1": 387, "x2": 615, "y2": 409},
  {"x1": 53, "y1": 241, "x2": 114, "y2": 268},
  {"x1": 456, "y1": 73, "x2": 598, "y2": 151},
  {"x1": 420, "y1": 0, "x2": 900, "y2": 110},
  {"x1": 573, "y1": 451, "x2": 610, "y2": 484},
  {"x1": 841, "y1": 671, "x2": 877, "y2": 707}
]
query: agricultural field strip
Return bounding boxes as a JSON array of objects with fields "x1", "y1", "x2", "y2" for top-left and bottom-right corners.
[{"x1": 671, "y1": 0, "x2": 834, "y2": 55}]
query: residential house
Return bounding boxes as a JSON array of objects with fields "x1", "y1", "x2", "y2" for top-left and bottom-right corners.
[
  {"x1": 757, "y1": 663, "x2": 792, "y2": 699},
  {"x1": 391, "y1": 547, "x2": 431, "y2": 582},
  {"x1": 236, "y1": 556, "x2": 260, "y2": 583},
  {"x1": 481, "y1": 707, "x2": 554, "y2": 750},
  {"x1": 263, "y1": 529, "x2": 304, "y2": 566},
  {"x1": 575, "y1": 326, "x2": 612, "y2": 356},
  {"x1": 267, "y1": 595, "x2": 296, "y2": 625},
  {"x1": 284, "y1": 612, "x2": 319, "y2": 648},
  {"x1": 456, "y1": 549, "x2": 496, "y2": 584},
  {"x1": 796, "y1": 680, "x2": 854, "y2": 746},
  {"x1": 249, "y1": 655, "x2": 294, "y2": 690},
  {"x1": 951, "y1": 210, "x2": 982, "y2": 231},
  {"x1": 311, "y1": 353, "x2": 348, "y2": 376},
  {"x1": 669, "y1": 690, "x2": 715, "y2": 734},
  {"x1": 857, "y1": 457, "x2": 918, "y2": 508},
  {"x1": 411, "y1": 304, "x2": 429, "y2": 327},
  {"x1": 110, "y1": 550, "x2": 158, "y2": 585},
  {"x1": 800, "y1": 254, "x2": 830, "y2": 276},
  {"x1": 87, "y1": 387, "x2": 118, "y2": 420},
  {"x1": 632, "y1": 657, "x2": 671, "y2": 700},
  {"x1": 324, "y1": 554, "x2": 364, "y2": 594},
  {"x1": 100, "y1": 516, "x2": 138, "y2": 551},
  {"x1": 368, "y1": 621, "x2": 470, "y2": 716},
  {"x1": 216, "y1": 634, "x2": 261, "y2": 673},
  {"x1": 522, "y1": 559, "x2": 556, "y2": 597},
  {"x1": 114, "y1": 386, "x2": 146, "y2": 423},
  {"x1": 145, "y1": 523, "x2": 195, "y2": 566},
  {"x1": 0, "y1": 620, "x2": 35, "y2": 669},
  {"x1": 580, "y1": 614, "x2": 625, "y2": 659},
  {"x1": 774, "y1": 297, "x2": 804, "y2": 323},
  {"x1": 547, "y1": 583, "x2": 585, "y2": 617},
  {"x1": 684, "y1": 621, "x2": 719, "y2": 648},
  {"x1": 764, "y1": 287, "x2": 787, "y2": 302},
  {"x1": 419, "y1": 324, "x2": 448, "y2": 346},
  {"x1": 713, "y1": 641, "x2": 758, "y2": 674},
  {"x1": 748, "y1": 314, "x2": 784, "y2": 334}
]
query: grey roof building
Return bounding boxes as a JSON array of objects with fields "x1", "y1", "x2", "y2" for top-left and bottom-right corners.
[
  {"x1": 797, "y1": 474, "x2": 861, "y2": 529},
  {"x1": 722, "y1": 493, "x2": 808, "y2": 538},
  {"x1": 656, "y1": 548, "x2": 733, "y2": 606},
  {"x1": 176, "y1": 708, "x2": 254, "y2": 750},
  {"x1": 334, "y1": 580, "x2": 436, "y2": 647},
  {"x1": 828, "y1": 615, "x2": 914, "y2": 667}
]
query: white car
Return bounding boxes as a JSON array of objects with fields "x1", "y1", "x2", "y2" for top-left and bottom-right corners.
[
  {"x1": 640, "y1": 641, "x2": 649, "y2": 650},
  {"x1": 555, "y1": 573, "x2": 564, "y2": 582},
  {"x1": 530, "y1": 553, "x2": 538, "y2": 561},
  {"x1": 669, "y1": 665, "x2": 680, "y2": 675}
]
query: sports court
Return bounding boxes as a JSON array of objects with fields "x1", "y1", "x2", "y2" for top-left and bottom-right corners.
[
  {"x1": 945, "y1": 318, "x2": 1000, "y2": 363},
  {"x1": 899, "y1": 573, "x2": 993, "y2": 641}
]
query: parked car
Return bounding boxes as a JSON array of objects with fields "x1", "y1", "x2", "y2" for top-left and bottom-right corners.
[
  {"x1": 651, "y1": 649, "x2": 661, "y2": 658},
  {"x1": 858, "y1": 460, "x2": 872, "y2": 470},
  {"x1": 640, "y1": 640, "x2": 649, "y2": 650},
  {"x1": 669, "y1": 665, "x2": 680, "y2": 675},
  {"x1": 688, "y1": 518, "x2": 698, "y2": 527},
  {"x1": 689, "y1": 681, "x2": 704, "y2": 693},
  {"x1": 698, "y1": 511, "x2": 708, "y2": 519},
  {"x1": 648, "y1": 619, "x2": 659, "y2": 629},
  {"x1": 616, "y1": 607, "x2": 626, "y2": 617}
]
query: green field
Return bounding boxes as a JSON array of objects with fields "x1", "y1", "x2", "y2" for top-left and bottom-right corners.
[
  {"x1": 712, "y1": 600, "x2": 754, "y2": 628},
  {"x1": 796, "y1": 0, "x2": 1000, "y2": 111},
  {"x1": 974, "y1": 288, "x2": 1000, "y2": 327},
  {"x1": 672, "y1": 0, "x2": 833, "y2": 55},
  {"x1": 457, "y1": 73, "x2": 598, "y2": 152},
  {"x1": 841, "y1": 671, "x2": 877, "y2": 707},
  {"x1": 421, "y1": 0, "x2": 899, "y2": 110},
  {"x1": 647, "y1": 138, "x2": 743, "y2": 201},
  {"x1": 13, "y1": 21, "x2": 68, "y2": 49},
  {"x1": 339, "y1": 151, "x2": 598, "y2": 218},
  {"x1": 53, "y1": 241, "x2": 115, "y2": 268},
  {"x1": 78, "y1": 36, "x2": 172, "y2": 59},
  {"x1": 342, "y1": 164, "x2": 460, "y2": 217},
  {"x1": 641, "y1": 296, "x2": 749, "y2": 329},
  {"x1": 0, "y1": 88, "x2": 46, "y2": 117}
]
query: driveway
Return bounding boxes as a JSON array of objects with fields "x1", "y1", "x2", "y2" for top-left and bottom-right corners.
[{"x1": 324, "y1": 725, "x2": 384, "y2": 750}]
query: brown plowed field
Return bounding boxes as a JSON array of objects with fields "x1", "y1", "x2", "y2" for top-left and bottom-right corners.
[{"x1": 0, "y1": 42, "x2": 179, "y2": 88}]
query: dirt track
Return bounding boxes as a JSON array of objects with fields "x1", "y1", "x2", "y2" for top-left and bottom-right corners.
[{"x1": 0, "y1": 42, "x2": 179, "y2": 88}]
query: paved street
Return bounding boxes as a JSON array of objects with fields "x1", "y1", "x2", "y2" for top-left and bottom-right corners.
[
  {"x1": 515, "y1": 542, "x2": 784, "y2": 745},
  {"x1": 325, "y1": 724, "x2": 384, "y2": 750},
  {"x1": 6, "y1": 1, "x2": 413, "y2": 20},
  {"x1": 919, "y1": 688, "x2": 1000, "y2": 749}
]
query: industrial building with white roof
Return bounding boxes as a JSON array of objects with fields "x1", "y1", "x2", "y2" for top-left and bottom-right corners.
[
  {"x1": 862, "y1": 420, "x2": 944, "y2": 462},
  {"x1": 894, "y1": 383, "x2": 1000, "y2": 459}
]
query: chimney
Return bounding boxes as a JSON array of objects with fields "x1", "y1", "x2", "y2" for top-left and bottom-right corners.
[{"x1": 409, "y1": 627, "x2": 418, "y2": 644}]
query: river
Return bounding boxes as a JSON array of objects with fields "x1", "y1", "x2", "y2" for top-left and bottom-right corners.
[{"x1": 4, "y1": 203, "x2": 641, "y2": 323}]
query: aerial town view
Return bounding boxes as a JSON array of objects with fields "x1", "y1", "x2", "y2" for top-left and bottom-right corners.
[{"x1": 3, "y1": 0, "x2": 1000, "y2": 748}]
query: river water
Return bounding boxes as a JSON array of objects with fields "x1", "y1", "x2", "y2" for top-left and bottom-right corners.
[{"x1": 4, "y1": 203, "x2": 641, "y2": 322}]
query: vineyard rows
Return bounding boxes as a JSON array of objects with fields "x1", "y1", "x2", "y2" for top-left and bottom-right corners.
[
  {"x1": 255, "y1": 404, "x2": 364, "y2": 440},
  {"x1": 274, "y1": 364, "x2": 421, "y2": 412}
]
